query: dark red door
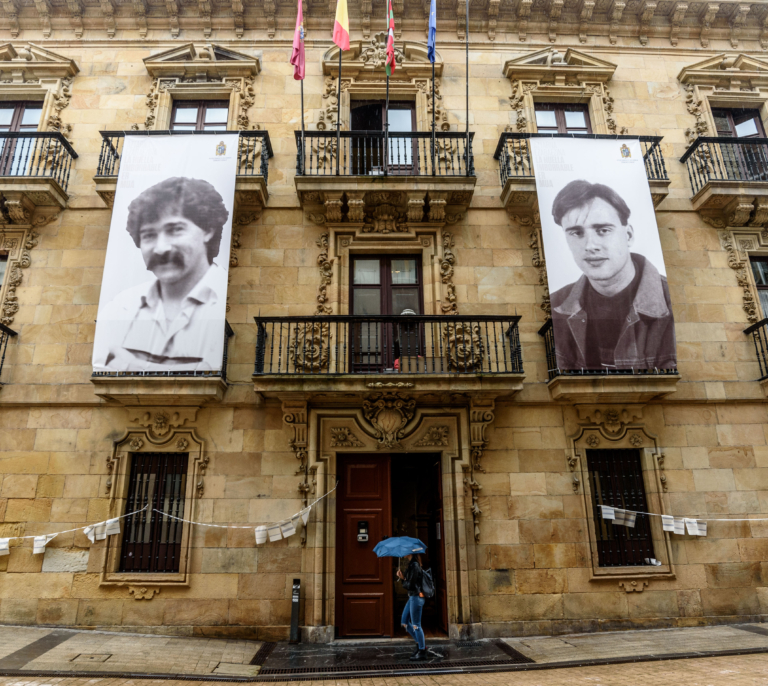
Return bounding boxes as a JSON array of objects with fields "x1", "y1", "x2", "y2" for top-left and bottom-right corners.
[{"x1": 336, "y1": 454, "x2": 393, "y2": 637}]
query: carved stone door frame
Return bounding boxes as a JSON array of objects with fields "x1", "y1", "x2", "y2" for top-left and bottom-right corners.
[{"x1": 298, "y1": 402, "x2": 480, "y2": 642}]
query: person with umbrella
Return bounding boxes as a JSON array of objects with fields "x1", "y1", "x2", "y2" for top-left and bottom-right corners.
[{"x1": 373, "y1": 536, "x2": 429, "y2": 661}]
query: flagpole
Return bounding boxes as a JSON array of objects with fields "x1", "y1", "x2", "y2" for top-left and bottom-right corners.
[
  {"x1": 465, "y1": 0, "x2": 469, "y2": 177},
  {"x1": 336, "y1": 49, "x2": 342, "y2": 176},
  {"x1": 300, "y1": 79, "x2": 305, "y2": 175},
  {"x1": 385, "y1": 72, "x2": 389, "y2": 177},
  {"x1": 431, "y1": 61, "x2": 435, "y2": 175}
]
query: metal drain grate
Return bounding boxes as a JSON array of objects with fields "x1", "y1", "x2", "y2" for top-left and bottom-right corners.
[
  {"x1": 494, "y1": 640, "x2": 535, "y2": 663},
  {"x1": 250, "y1": 643, "x2": 277, "y2": 666}
]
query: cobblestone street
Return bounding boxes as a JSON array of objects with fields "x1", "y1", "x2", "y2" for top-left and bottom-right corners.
[{"x1": 0, "y1": 653, "x2": 767, "y2": 686}]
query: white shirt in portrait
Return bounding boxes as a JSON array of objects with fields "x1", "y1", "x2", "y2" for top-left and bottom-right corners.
[{"x1": 93, "y1": 263, "x2": 228, "y2": 372}]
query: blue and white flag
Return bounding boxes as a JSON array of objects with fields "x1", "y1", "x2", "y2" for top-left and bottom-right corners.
[{"x1": 427, "y1": 0, "x2": 436, "y2": 63}]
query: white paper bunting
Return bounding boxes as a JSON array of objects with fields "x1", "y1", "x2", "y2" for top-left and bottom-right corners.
[
  {"x1": 267, "y1": 524, "x2": 282, "y2": 542},
  {"x1": 599, "y1": 505, "x2": 615, "y2": 520},
  {"x1": 33, "y1": 533, "x2": 57, "y2": 555},
  {"x1": 255, "y1": 526, "x2": 267, "y2": 545},
  {"x1": 280, "y1": 519, "x2": 296, "y2": 538},
  {"x1": 661, "y1": 515, "x2": 675, "y2": 532},
  {"x1": 83, "y1": 524, "x2": 97, "y2": 544},
  {"x1": 105, "y1": 518, "x2": 121, "y2": 536},
  {"x1": 612, "y1": 509, "x2": 636, "y2": 528},
  {"x1": 696, "y1": 520, "x2": 707, "y2": 537},
  {"x1": 673, "y1": 517, "x2": 685, "y2": 535},
  {"x1": 300, "y1": 508, "x2": 311, "y2": 525},
  {"x1": 684, "y1": 518, "x2": 699, "y2": 536},
  {"x1": 0, "y1": 538, "x2": 9, "y2": 556}
]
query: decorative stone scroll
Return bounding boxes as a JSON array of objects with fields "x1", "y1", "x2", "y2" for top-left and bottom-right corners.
[
  {"x1": 0, "y1": 224, "x2": 49, "y2": 327},
  {"x1": 440, "y1": 233, "x2": 459, "y2": 315},
  {"x1": 362, "y1": 392, "x2": 416, "y2": 450},
  {"x1": 719, "y1": 230, "x2": 761, "y2": 324}
]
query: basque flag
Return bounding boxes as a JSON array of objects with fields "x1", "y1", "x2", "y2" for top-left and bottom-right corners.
[
  {"x1": 386, "y1": 0, "x2": 396, "y2": 76},
  {"x1": 427, "y1": 0, "x2": 436, "y2": 64},
  {"x1": 290, "y1": 0, "x2": 305, "y2": 80},
  {"x1": 333, "y1": 0, "x2": 350, "y2": 51}
]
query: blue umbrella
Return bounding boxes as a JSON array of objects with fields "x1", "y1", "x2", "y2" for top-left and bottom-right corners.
[{"x1": 372, "y1": 536, "x2": 427, "y2": 558}]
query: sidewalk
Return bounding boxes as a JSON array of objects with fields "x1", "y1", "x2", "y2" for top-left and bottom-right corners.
[{"x1": 0, "y1": 623, "x2": 767, "y2": 680}]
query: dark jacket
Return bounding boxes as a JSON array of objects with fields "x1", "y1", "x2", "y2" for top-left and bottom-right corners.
[
  {"x1": 550, "y1": 254, "x2": 677, "y2": 370},
  {"x1": 400, "y1": 559, "x2": 423, "y2": 597}
]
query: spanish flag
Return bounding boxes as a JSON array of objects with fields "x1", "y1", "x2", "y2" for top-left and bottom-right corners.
[{"x1": 333, "y1": 0, "x2": 350, "y2": 51}]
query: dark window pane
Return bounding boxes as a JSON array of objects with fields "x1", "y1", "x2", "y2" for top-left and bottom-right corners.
[
  {"x1": 751, "y1": 259, "x2": 768, "y2": 286},
  {"x1": 354, "y1": 259, "x2": 380, "y2": 285},
  {"x1": 392, "y1": 288, "x2": 420, "y2": 315},
  {"x1": 119, "y1": 453, "x2": 187, "y2": 573},
  {"x1": 353, "y1": 289, "x2": 381, "y2": 315},
  {"x1": 391, "y1": 259, "x2": 417, "y2": 284},
  {"x1": 586, "y1": 449, "x2": 655, "y2": 567}
]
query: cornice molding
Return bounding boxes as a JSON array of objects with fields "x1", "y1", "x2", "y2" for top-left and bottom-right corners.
[{"x1": 143, "y1": 42, "x2": 260, "y2": 79}]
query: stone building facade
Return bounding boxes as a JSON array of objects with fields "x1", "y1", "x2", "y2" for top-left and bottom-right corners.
[{"x1": 2, "y1": 1, "x2": 768, "y2": 641}]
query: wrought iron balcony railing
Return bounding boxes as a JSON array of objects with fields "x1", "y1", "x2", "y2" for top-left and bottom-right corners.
[
  {"x1": 254, "y1": 315, "x2": 522, "y2": 376},
  {"x1": 681, "y1": 137, "x2": 768, "y2": 196},
  {"x1": 294, "y1": 131, "x2": 475, "y2": 177},
  {"x1": 0, "y1": 132, "x2": 78, "y2": 192},
  {"x1": 538, "y1": 320, "x2": 678, "y2": 381},
  {"x1": 91, "y1": 321, "x2": 234, "y2": 383},
  {"x1": 744, "y1": 318, "x2": 768, "y2": 381},
  {"x1": 494, "y1": 133, "x2": 668, "y2": 188},
  {"x1": 96, "y1": 130, "x2": 273, "y2": 182},
  {"x1": 0, "y1": 323, "x2": 17, "y2": 384}
]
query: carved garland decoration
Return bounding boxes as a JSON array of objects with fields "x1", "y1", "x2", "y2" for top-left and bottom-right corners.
[
  {"x1": 720, "y1": 231, "x2": 759, "y2": 324},
  {"x1": 283, "y1": 400, "x2": 311, "y2": 545},
  {"x1": 0, "y1": 224, "x2": 50, "y2": 326}
]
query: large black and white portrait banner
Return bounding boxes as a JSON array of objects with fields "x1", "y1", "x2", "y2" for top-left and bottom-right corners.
[
  {"x1": 92, "y1": 134, "x2": 239, "y2": 374},
  {"x1": 531, "y1": 138, "x2": 676, "y2": 372}
]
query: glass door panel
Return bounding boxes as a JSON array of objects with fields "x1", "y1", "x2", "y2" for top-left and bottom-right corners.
[
  {"x1": 352, "y1": 259, "x2": 382, "y2": 371},
  {"x1": 388, "y1": 108, "x2": 414, "y2": 171}
]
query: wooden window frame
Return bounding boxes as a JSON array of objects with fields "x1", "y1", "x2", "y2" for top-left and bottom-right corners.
[
  {"x1": 712, "y1": 107, "x2": 766, "y2": 138},
  {"x1": 534, "y1": 102, "x2": 592, "y2": 134},
  {"x1": 350, "y1": 254, "x2": 424, "y2": 317},
  {"x1": 170, "y1": 99, "x2": 230, "y2": 131},
  {"x1": 0, "y1": 101, "x2": 43, "y2": 132}
]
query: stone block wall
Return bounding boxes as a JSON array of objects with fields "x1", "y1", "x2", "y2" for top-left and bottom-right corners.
[{"x1": 0, "y1": 27, "x2": 767, "y2": 636}]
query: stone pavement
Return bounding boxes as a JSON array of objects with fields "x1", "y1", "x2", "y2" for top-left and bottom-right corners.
[
  {"x1": 0, "y1": 623, "x2": 767, "y2": 679},
  {"x1": 1, "y1": 653, "x2": 768, "y2": 686}
]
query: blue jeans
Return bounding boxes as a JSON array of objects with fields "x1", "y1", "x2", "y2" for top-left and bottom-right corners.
[{"x1": 401, "y1": 595, "x2": 425, "y2": 650}]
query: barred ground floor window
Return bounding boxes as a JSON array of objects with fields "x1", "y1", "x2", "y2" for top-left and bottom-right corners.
[
  {"x1": 586, "y1": 449, "x2": 655, "y2": 567},
  {"x1": 119, "y1": 452, "x2": 188, "y2": 573}
]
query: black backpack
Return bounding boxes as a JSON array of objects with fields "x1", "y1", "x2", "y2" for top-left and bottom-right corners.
[{"x1": 420, "y1": 567, "x2": 435, "y2": 599}]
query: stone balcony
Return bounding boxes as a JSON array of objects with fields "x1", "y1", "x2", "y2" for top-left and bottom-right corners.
[
  {"x1": 294, "y1": 130, "x2": 476, "y2": 224},
  {"x1": 0, "y1": 131, "x2": 78, "y2": 219},
  {"x1": 681, "y1": 136, "x2": 768, "y2": 228},
  {"x1": 494, "y1": 133, "x2": 671, "y2": 218},
  {"x1": 93, "y1": 130, "x2": 272, "y2": 219}
]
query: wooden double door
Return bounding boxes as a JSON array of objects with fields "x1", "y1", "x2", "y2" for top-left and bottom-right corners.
[{"x1": 335, "y1": 453, "x2": 447, "y2": 638}]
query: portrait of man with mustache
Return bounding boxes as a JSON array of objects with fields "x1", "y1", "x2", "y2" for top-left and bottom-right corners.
[
  {"x1": 549, "y1": 179, "x2": 676, "y2": 371},
  {"x1": 92, "y1": 176, "x2": 229, "y2": 371}
]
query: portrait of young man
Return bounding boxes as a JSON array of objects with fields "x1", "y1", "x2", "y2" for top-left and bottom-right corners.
[
  {"x1": 548, "y1": 179, "x2": 676, "y2": 371},
  {"x1": 92, "y1": 176, "x2": 229, "y2": 372}
]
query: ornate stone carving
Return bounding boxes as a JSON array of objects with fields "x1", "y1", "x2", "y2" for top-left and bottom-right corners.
[
  {"x1": 629, "y1": 433, "x2": 644, "y2": 447},
  {"x1": 440, "y1": 232, "x2": 458, "y2": 315},
  {"x1": 669, "y1": 0, "x2": 687, "y2": 46},
  {"x1": 315, "y1": 233, "x2": 333, "y2": 316},
  {"x1": 407, "y1": 193, "x2": 425, "y2": 223},
  {"x1": 720, "y1": 231, "x2": 759, "y2": 323},
  {"x1": 176, "y1": 437, "x2": 189, "y2": 451},
  {"x1": 586, "y1": 433, "x2": 600, "y2": 447},
  {"x1": 428, "y1": 192, "x2": 447, "y2": 222},
  {"x1": 129, "y1": 437, "x2": 144, "y2": 451},
  {"x1": 305, "y1": 212, "x2": 326, "y2": 226},
  {"x1": 127, "y1": 408, "x2": 198, "y2": 441},
  {"x1": 529, "y1": 226, "x2": 550, "y2": 318},
  {"x1": 129, "y1": 586, "x2": 160, "y2": 600},
  {"x1": 362, "y1": 204, "x2": 407, "y2": 234},
  {"x1": 619, "y1": 580, "x2": 649, "y2": 593},
  {"x1": 347, "y1": 192, "x2": 365, "y2": 223},
  {"x1": 602, "y1": 85, "x2": 617, "y2": 133},
  {"x1": 283, "y1": 399, "x2": 310, "y2": 546},
  {"x1": 683, "y1": 83, "x2": 709, "y2": 145},
  {"x1": 360, "y1": 32, "x2": 404, "y2": 70},
  {"x1": 196, "y1": 455, "x2": 209, "y2": 497},
  {"x1": 578, "y1": 406, "x2": 644, "y2": 438},
  {"x1": 469, "y1": 398, "x2": 495, "y2": 474},
  {"x1": 463, "y1": 472, "x2": 483, "y2": 543},
  {"x1": 46, "y1": 77, "x2": 73, "y2": 136},
  {"x1": 414, "y1": 426, "x2": 449, "y2": 447},
  {"x1": 655, "y1": 451, "x2": 668, "y2": 492},
  {"x1": 330, "y1": 427, "x2": 365, "y2": 448},
  {"x1": 1, "y1": 228, "x2": 38, "y2": 326},
  {"x1": 445, "y1": 322, "x2": 483, "y2": 372},
  {"x1": 362, "y1": 393, "x2": 416, "y2": 449},
  {"x1": 366, "y1": 381, "x2": 414, "y2": 389}
]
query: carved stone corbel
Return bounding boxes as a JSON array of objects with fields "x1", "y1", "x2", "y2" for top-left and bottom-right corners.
[
  {"x1": 669, "y1": 1, "x2": 688, "y2": 47},
  {"x1": 347, "y1": 192, "x2": 365, "y2": 223},
  {"x1": 362, "y1": 392, "x2": 416, "y2": 450},
  {"x1": 407, "y1": 192, "x2": 425, "y2": 222},
  {"x1": 283, "y1": 398, "x2": 311, "y2": 545},
  {"x1": 469, "y1": 397, "x2": 495, "y2": 473},
  {"x1": 324, "y1": 192, "x2": 344, "y2": 223}
]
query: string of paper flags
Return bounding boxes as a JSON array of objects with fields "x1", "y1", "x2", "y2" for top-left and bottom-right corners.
[
  {"x1": 156, "y1": 483, "x2": 339, "y2": 545},
  {"x1": 599, "y1": 505, "x2": 709, "y2": 536},
  {"x1": 0, "y1": 504, "x2": 149, "y2": 557},
  {"x1": 0, "y1": 484, "x2": 339, "y2": 558}
]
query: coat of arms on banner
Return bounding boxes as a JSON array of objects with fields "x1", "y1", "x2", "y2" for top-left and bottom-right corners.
[
  {"x1": 620, "y1": 144, "x2": 631, "y2": 158},
  {"x1": 216, "y1": 141, "x2": 227, "y2": 156}
]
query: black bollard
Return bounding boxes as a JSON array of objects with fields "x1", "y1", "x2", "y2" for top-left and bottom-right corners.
[{"x1": 289, "y1": 578, "x2": 301, "y2": 643}]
